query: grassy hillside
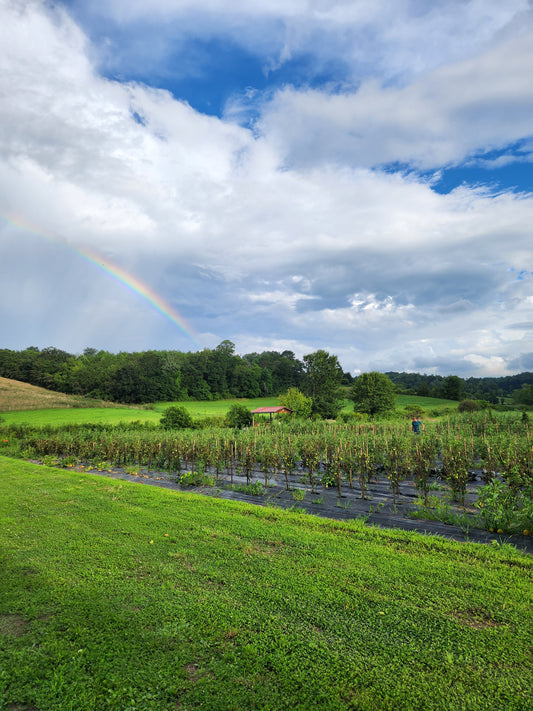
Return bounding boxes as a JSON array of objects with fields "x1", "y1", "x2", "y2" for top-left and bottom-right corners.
[
  {"x1": 0, "y1": 457, "x2": 531, "y2": 711},
  {"x1": 0, "y1": 377, "x2": 123, "y2": 412}
]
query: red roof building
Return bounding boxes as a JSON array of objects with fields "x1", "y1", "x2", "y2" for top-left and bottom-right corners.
[{"x1": 250, "y1": 406, "x2": 293, "y2": 425}]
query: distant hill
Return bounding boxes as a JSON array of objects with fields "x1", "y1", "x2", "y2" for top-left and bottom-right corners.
[{"x1": 0, "y1": 377, "x2": 120, "y2": 412}]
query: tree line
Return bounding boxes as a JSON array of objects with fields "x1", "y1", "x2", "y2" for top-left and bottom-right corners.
[
  {"x1": 0, "y1": 343, "x2": 531, "y2": 410},
  {"x1": 385, "y1": 371, "x2": 533, "y2": 405},
  {"x1": 0, "y1": 342, "x2": 349, "y2": 407}
]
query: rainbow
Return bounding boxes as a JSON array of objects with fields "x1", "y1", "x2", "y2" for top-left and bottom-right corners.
[{"x1": 2, "y1": 212, "x2": 201, "y2": 349}]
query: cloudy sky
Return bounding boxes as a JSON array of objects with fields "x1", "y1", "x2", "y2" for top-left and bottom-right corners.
[{"x1": 1, "y1": 0, "x2": 532, "y2": 376}]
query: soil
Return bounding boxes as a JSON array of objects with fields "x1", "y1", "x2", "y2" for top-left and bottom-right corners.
[{"x1": 71, "y1": 462, "x2": 533, "y2": 554}]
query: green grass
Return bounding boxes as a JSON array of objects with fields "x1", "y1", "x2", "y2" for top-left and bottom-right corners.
[
  {"x1": 0, "y1": 397, "x2": 282, "y2": 426},
  {"x1": 1, "y1": 395, "x2": 455, "y2": 427},
  {"x1": 154, "y1": 396, "x2": 280, "y2": 419},
  {"x1": 395, "y1": 394, "x2": 458, "y2": 412},
  {"x1": 1, "y1": 456, "x2": 532, "y2": 711},
  {"x1": 0, "y1": 406, "x2": 161, "y2": 427}
]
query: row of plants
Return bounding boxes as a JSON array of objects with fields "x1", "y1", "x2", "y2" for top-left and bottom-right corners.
[{"x1": 2, "y1": 412, "x2": 531, "y2": 534}]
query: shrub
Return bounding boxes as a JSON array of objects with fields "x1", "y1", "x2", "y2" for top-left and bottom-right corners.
[
  {"x1": 338, "y1": 411, "x2": 365, "y2": 423},
  {"x1": 225, "y1": 403, "x2": 252, "y2": 429},
  {"x1": 403, "y1": 404, "x2": 426, "y2": 418},
  {"x1": 160, "y1": 406, "x2": 193, "y2": 430},
  {"x1": 194, "y1": 415, "x2": 227, "y2": 429},
  {"x1": 458, "y1": 399, "x2": 481, "y2": 413}
]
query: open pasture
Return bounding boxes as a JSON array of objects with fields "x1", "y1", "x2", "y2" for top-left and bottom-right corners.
[{"x1": 0, "y1": 457, "x2": 531, "y2": 711}]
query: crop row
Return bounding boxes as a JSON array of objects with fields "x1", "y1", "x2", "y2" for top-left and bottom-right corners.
[{"x1": 3, "y1": 415, "x2": 532, "y2": 506}]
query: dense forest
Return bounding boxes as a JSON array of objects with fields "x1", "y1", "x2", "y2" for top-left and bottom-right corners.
[
  {"x1": 0, "y1": 343, "x2": 531, "y2": 406},
  {"x1": 0, "y1": 342, "x2": 312, "y2": 403},
  {"x1": 385, "y1": 371, "x2": 533, "y2": 405}
]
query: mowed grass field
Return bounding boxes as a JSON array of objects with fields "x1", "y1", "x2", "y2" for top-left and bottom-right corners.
[
  {"x1": 0, "y1": 398, "x2": 281, "y2": 426},
  {"x1": 1, "y1": 457, "x2": 531, "y2": 711}
]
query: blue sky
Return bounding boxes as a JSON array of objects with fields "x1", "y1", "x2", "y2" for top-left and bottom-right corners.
[{"x1": 1, "y1": 0, "x2": 532, "y2": 376}]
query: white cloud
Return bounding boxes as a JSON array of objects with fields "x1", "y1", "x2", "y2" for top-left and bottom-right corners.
[
  {"x1": 81, "y1": 0, "x2": 532, "y2": 85},
  {"x1": 253, "y1": 29, "x2": 533, "y2": 170},
  {"x1": 0, "y1": 0, "x2": 532, "y2": 375}
]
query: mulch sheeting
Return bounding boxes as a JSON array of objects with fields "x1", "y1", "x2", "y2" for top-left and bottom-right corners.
[{"x1": 71, "y1": 463, "x2": 533, "y2": 554}]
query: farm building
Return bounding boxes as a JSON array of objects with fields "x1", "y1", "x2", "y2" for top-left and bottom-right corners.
[{"x1": 250, "y1": 406, "x2": 293, "y2": 426}]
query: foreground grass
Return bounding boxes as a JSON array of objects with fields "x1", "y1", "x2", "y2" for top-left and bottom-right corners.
[{"x1": 1, "y1": 457, "x2": 532, "y2": 711}]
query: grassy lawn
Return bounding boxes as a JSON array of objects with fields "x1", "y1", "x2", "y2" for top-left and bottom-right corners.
[{"x1": 1, "y1": 457, "x2": 531, "y2": 711}]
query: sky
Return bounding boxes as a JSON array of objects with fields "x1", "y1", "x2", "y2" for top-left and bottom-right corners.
[{"x1": 1, "y1": 0, "x2": 532, "y2": 377}]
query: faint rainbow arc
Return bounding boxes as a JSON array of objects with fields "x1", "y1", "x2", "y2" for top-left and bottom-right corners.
[{"x1": 2, "y1": 212, "x2": 201, "y2": 349}]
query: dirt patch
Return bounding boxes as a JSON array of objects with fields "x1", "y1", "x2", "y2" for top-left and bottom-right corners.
[
  {"x1": 0, "y1": 614, "x2": 28, "y2": 638},
  {"x1": 184, "y1": 663, "x2": 215, "y2": 683},
  {"x1": 450, "y1": 608, "x2": 503, "y2": 629}
]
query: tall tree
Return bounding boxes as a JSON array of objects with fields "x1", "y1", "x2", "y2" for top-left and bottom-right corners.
[
  {"x1": 351, "y1": 371, "x2": 396, "y2": 418},
  {"x1": 441, "y1": 375, "x2": 463, "y2": 401},
  {"x1": 302, "y1": 350, "x2": 344, "y2": 419}
]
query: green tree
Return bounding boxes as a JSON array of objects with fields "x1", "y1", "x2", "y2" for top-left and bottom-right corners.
[
  {"x1": 302, "y1": 350, "x2": 344, "y2": 419},
  {"x1": 513, "y1": 384, "x2": 533, "y2": 407},
  {"x1": 279, "y1": 387, "x2": 313, "y2": 419},
  {"x1": 441, "y1": 375, "x2": 463, "y2": 401},
  {"x1": 225, "y1": 403, "x2": 252, "y2": 429},
  {"x1": 351, "y1": 372, "x2": 396, "y2": 418},
  {"x1": 160, "y1": 406, "x2": 193, "y2": 430}
]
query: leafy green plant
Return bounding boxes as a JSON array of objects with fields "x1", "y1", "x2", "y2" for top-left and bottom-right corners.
[
  {"x1": 476, "y1": 480, "x2": 533, "y2": 534},
  {"x1": 442, "y1": 438, "x2": 471, "y2": 506},
  {"x1": 179, "y1": 470, "x2": 215, "y2": 486},
  {"x1": 292, "y1": 488, "x2": 305, "y2": 501},
  {"x1": 231, "y1": 481, "x2": 265, "y2": 496},
  {"x1": 409, "y1": 501, "x2": 473, "y2": 533},
  {"x1": 59, "y1": 455, "x2": 78, "y2": 468},
  {"x1": 278, "y1": 387, "x2": 312, "y2": 419},
  {"x1": 160, "y1": 405, "x2": 193, "y2": 430},
  {"x1": 225, "y1": 403, "x2": 252, "y2": 429},
  {"x1": 42, "y1": 454, "x2": 60, "y2": 466}
]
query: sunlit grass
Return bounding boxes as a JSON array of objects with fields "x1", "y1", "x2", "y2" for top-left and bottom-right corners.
[{"x1": 1, "y1": 456, "x2": 531, "y2": 711}]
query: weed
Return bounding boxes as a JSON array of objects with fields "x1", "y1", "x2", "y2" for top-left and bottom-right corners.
[
  {"x1": 179, "y1": 470, "x2": 215, "y2": 487},
  {"x1": 231, "y1": 481, "x2": 265, "y2": 496}
]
